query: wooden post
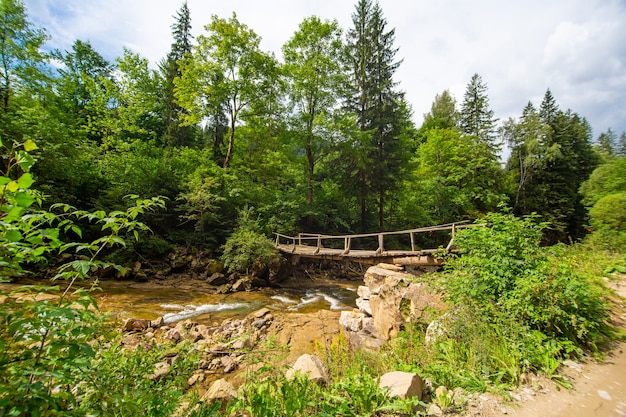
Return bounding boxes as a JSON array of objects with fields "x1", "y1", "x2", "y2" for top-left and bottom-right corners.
[
  {"x1": 376, "y1": 233, "x2": 384, "y2": 255},
  {"x1": 410, "y1": 232, "x2": 415, "y2": 252},
  {"x1": 343, "y1": 237, "x2": 351, "y2": 255},
  {"x1": 446, "y1": 224, "x2": 456, "y2": 251},
  {"x1": 313, "y1": 236, "x2": 322, "y2": 255}
]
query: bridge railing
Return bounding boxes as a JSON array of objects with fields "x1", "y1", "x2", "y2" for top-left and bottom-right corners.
[{"x1": 273, "y1": 221, "x2": 483, "y2": 256}]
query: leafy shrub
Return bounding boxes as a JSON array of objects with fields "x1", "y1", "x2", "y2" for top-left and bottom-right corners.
[
  {"x1": 588, "y1": 192, "x2": 626, "y2": 250},
  {"x1": 445, "y1": 212, "x2": 611, "y2": 346},
  {"x1": 221, "y1": 207, "x2": 278, "y2": 274}
]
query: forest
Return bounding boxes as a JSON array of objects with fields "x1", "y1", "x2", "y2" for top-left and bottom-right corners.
[{"x1": 2, "y1": 0, "x2": 625, "y2": 258}]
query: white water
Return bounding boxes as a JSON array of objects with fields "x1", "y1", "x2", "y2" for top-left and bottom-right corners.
[{"x1": 162, "y1": 302, "x2": 249, "y2": 324}]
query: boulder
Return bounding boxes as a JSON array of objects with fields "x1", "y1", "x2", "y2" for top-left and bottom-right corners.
[
  {"x1": 122, "y1": 318, "x2": 151, "y2": 332},
  {"x1": 201, "y1": 378, "x2": 237, "y2": 403},
  {"x1": 356, "y1": 298, "x2": 373, "y2": 316},
  {"x1": 285, "y1": 354, "x2": 329, "y2": 384},
  {"x1": 379, "y1": 371, "x2": 424, "y2": 400},
  {"x1": 165, "y1": 329, "x2": 183, "y2": 343},
  {"x1": 363, "y1": 265, "x2": 444, "y2": 340},
  {"x1": 221, "y1": 356, "x2": 237, "y2": 373}
]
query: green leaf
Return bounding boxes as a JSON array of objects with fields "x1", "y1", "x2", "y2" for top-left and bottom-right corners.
[
  {"x1": 23, "y1": 139, "x2": 38, "y2": 152},
  {"x1": 0, "y1": 176, "x2": 11, "y2": 186},
  {"x1": 13, "y1": 192, "x2": 36, "y2": 208},
  {"x1": 6, "y1": 181, "x2": 18, "y2": 192},
  {"x1": 4, "y1": 229, "x2": 23, "y2": 242},
  {"x1": 16, "y1": 173, "x2": 34, "y2": 189}
]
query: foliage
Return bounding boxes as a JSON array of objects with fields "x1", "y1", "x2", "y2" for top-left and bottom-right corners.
[
  {"x1": 0, "y1": 139, "x2": 168, "y2": 415},
  {"x1": 459, "y1": 74, "x2": 499, "y2": 153},
  {"x1": 588, "y1": 192, "x2": 626, "y2": 249},
  {"x1": 445, "y1": 212, "x2": 611, "y2": 346},
  {"x1": 221, "y1": 207, "x2": 278, "y2": 274}
]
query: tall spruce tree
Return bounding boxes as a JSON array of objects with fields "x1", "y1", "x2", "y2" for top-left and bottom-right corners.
[
  {"x1": 459, "y1": 73, "x2": 499, "y2": 156},
  {"x1": 159, "y1": 1, "x2": 196, "y2": 147},
  {"x1": 345, "y1": 0, "x2": 410, "y2": 231}
]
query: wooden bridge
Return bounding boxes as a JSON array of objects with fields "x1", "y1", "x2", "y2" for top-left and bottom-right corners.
[{"x1": 274, "y1": 222, "x2": 480, "y2": 266}]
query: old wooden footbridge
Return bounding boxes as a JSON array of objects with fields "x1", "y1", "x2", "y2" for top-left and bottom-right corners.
[{"x1": 274, "y1": 222, "x2": 480, "y2": 266}]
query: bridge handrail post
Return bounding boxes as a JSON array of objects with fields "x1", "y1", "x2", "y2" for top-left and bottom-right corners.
[
  {"x1": 445, "y1": 223, "x2": 456, "y2": 251},
  {"x1": 376, "y1": 233, "x2": 384, "y2": 255},
  {"x1": 343, "y1": 237, "x2": 351, "y2": 255},
  {"x1": 410, "y1": 232, "x2": 415, "y2": 252}
]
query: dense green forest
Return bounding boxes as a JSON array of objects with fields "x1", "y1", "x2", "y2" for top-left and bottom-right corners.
[{"x1": 2, "y1": 0, "x2": 625, "y2": 259}]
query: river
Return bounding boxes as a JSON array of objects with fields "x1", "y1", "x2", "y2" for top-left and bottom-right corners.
[{"x1": 1, "y1": 275, "x2": 359, "y2": 325}]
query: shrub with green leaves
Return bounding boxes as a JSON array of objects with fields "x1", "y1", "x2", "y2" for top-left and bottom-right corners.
[
  {"x1": 221, "y1": 207, "x2": 279, "y2": 274},
  {"x1": 445, "y1": 212, "x2": 611, "y2": 346}
]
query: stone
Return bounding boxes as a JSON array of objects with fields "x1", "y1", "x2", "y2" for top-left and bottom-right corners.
[
  {"x1": 122, "y1": 318, "x2": 151, "y2": 332},
  {"x1": 379, "y1": 371, "x2": 424, "y2": 400},
  {"x1": 201, "y1": 378, "x2": 237, "y2": 403},
  {"x1": 427, "y1": 403, "x2": 443, "y2": 416},
  {"x1": 357, "y1": 285, "x2": 372, "y2": 299},
  {"x1": 148, "y1": 361, "x2": 171, "y2": 381},
  {"x1": 150, "y1": 316, "x2": 164, "y2": 329},
  {"x1": 232, "y1": 277, "x2": 252, "y2": 292},
  {"x1": 363, "y1": 264, "x2": 444, "y2": 341},
  {"x1": 340, "y1": 310, "x2": 367, "y2": 332},
  {"x1": 165, "y1": 329, "x2": 183, "y2": 343},
  {"x1": 188, "y1": 372, "x2": 205, "y2": 387},
  {"x1": 221, "y1": 356, "x2": 237, "y2": 373},
  {"x1": 356, "y1": 298, "x2": 373, "y2": 316},
  {"x1": 250, "y1": 308, "x2": 271, "y2": 319},
  {"x1": 285, "y1": 354, "x2": 329, "y2": 384},
  {"x1": 206, "y1": 272, "x2": 227, "y2": 286}
]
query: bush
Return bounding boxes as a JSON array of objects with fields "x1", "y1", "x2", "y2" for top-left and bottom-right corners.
[
  {"x1": 444, "y1": 212, "x2": 611, "y2": 347},
  {"x1": 588, "y1": 192, "x2": 626, "y2": 250},
  {"x1": 221, "y1": 207, "x2": 279, "y2": 274}
]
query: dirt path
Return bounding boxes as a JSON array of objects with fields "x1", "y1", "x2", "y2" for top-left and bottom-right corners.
[
  {"x1": 475, "y1": 276, "x2": 626, "y2": 417},
  {"x1": 494, "y1": 345, "x2": 626, "y2": 417}
]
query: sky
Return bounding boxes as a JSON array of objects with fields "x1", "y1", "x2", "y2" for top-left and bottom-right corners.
[{"x1": 23, "y1": 0, "x2": 626, "y2": 142}]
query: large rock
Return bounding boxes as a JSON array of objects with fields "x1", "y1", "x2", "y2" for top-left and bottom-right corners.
[
  {"x1": 363, "y1": 264, "x2": 444, "y2": 340},
  {"x1": 202, "y1": 378, "x2": 237, "y2": 402},
  {"x1": 379, "y1": 371, "x2": 424, "y2": 400},
  {"x1": 285, "y1": 354, "x2": 329, "y2": 384}
]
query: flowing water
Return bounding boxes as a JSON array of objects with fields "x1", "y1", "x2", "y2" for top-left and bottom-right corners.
[{"x1": 1, "y1": 276, "x2": 359, "y2": 325}]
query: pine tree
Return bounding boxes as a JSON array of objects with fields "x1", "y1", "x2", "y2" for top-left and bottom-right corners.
[
  {"x1": 618, "y1": 131, "x2": 626, "y2": 157},
  {"x1": 159, "y1": 1, "x2": 196, "y2": 148},
  {"x1": 459, "y1": 73, "x2": 499, "y2": 155},
  {"x1": 345, "y1": 0, "x2": 410, "y2": 231},
  {"x1": 516, "y1": 89, "x2": 601, "y2": 242},
  {"x1": 596, "y1": 127, "x2": 617, "y2": 157}
]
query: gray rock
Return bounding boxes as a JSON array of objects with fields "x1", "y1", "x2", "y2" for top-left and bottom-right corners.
[
  {"x1": 357, "y1": 285, "x2": 372, "y2": 299},
  {"x1": 122, "y1": 318, "x2": 151, "y2": 332},
  {"x1": 148, "y1": 361, "x2": 170, "y2": 381},
  {"x1": 221, "y1": 356, "x2": 237, "y2": 373}
]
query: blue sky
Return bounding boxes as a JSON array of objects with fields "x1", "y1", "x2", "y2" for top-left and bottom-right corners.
[{"x1": 23, "y1": 0, "x2": 626, "y2": 143}]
